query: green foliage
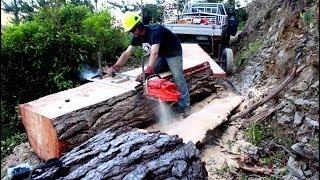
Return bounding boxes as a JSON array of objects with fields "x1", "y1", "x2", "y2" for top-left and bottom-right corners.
[
  {"x1": 236, "y1": 41, "x2": 261, "y2": 66},
  {"x1": 82, "y1": 10, "x2": 130, "y2": 64},
  {"x1": 1, "y1": 0, "x2": 35, "y2": 24},
  {"x1": 235, "y1": 7, "x2": 248, "y2": 22},
  {"x1": 2, "y1": 0, "x2": 95, "y2": 24},
  {"x1": 244, "y1": 123, "x2": 263, "y2": 145},
  {"x1": 1, "y1": 133, "x2": 26, "y2": 162},
  {"x1": 142, "y1": 4, "x2": 164, "y2": 24},
  {"x1": 260, "y1": 151, "x2": 286, "y2": 168},
  {"x1": 235, "y1": 7, "x2": 248, "y2": 31},
  {"x1": 1, "y1": 3, "x2": 129, "y2": 138},
  {"x1": 300, "y1": 6, "x2": 318, "y2": 28},
  {"x1": 238, "y1": 21, "x2": 246, "y2": 31}
]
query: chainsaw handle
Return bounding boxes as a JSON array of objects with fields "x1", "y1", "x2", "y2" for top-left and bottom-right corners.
[
  {"x1": 145, "y1": 74, "x2": 161, "y2": 81},
  {"x1": 145, "y1": 74, "x2": 161, "y2": 95}
]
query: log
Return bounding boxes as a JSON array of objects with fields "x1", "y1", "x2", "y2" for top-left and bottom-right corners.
[
  {"x1": 32, "y1": 128, "x2": 208, "y2": 180},
  {"x1": 239, "y1": 165, "x2": 273, "y2": 175},
  {"x1": 19, "y1": 44, "x2": 226, "y2": 160}
]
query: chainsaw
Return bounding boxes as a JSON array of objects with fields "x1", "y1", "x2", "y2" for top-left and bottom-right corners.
[
  {"x1": 144, "y1": 74, "x2": 181, "y2": 102},
  {"x1": 87, "y1": 65, "x2": 181, "y2": 102}
]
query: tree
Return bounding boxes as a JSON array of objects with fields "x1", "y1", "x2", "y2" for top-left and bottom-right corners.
[
  {"x1": 1, "y1": 0, "x2": 94, "y2": 24},
  {"x1": 1, "y1": 0, "x2": 35, "y2": 24},
  {"x1": 107, "y1": 1, "x2": 164, "y2": 25},
  {"x1": 142, "y1": 4, "x2": 164, "y2": 24}
]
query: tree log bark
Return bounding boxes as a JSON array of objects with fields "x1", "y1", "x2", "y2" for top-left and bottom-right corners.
[
  {"x1": 33, "y1": 128, "x2": 208, "y2": 180},
  {"x1": 19, "y1": 44, "x2": 224, "y2": 160}
]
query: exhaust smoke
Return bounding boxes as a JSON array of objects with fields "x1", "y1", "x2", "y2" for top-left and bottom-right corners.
[{"x1": 80, "y1": 64, "x2": 99, "y2": 80}]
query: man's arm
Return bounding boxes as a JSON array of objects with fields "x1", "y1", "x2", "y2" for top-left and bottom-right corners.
[
  {"x1": 148, "y1": 44, "x2": 160, "y2": 67},
  {"x1": 114, "y1": 45, "x2": 134, "y2": 67}
]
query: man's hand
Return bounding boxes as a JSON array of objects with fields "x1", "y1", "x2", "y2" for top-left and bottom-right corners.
[
  {"x1": 104, "y1": 65, "x2": 120, "y2": 76},
  {"x1": 135, "y1": 66, "x2": 155, "y2": 82}
]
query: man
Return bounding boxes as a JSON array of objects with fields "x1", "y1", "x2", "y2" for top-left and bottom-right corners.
[{"x1": 105, "y1": 12, "x2": 191, "y2": 117}]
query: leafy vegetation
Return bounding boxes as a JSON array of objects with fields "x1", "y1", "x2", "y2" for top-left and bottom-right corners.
[
  {"x1": 244, "y1": 123, "x2": 263, "y2": 145},
  {"x1": 235, "y1": 7, "x2": 248, "y2": 31},
  {"x1": 1, "y1": 3, "x2": 130, "y2": 144},
  {"x1": 236, "y1": 41, "x2": 262, "y2": 66},
  {"x1": 1, "y1": 133, "x2": 26, "y2": 162},
  {"x1": 300, "y1": 6, "x2": 318, "y2": 28},
  {"x1": 106, "y1": 1, "x2": 165, "y2": 24},
  {"x1": 1, "y1": 0, "x2": 95, "y2": 24}
]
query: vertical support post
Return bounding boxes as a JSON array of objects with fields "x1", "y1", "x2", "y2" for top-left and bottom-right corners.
[
  {"x1": 140, "y1": 0, "x2": 145, "y2": 83},
  {"x1": 98, "y1": 45, "x2": 102, "y2": 79}
]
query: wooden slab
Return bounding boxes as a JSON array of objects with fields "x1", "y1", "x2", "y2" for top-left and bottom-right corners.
[
  {"x1": 19, "y1": 43, "x2": 224, "y2": 160},
  {"x1": 146, "y1": 94, "x2": 244, "y2": 144},
  {"x1": 123, "y1": 43, "x2": 226, "y2": 78}
]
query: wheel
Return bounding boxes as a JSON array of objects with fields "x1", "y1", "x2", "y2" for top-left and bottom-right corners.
[{"x1": 221, "y1": 48, "x2": 234, "y2": 74}]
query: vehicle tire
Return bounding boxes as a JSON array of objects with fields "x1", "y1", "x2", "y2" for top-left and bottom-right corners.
[{"x1": 221, "y1": 48, "x2": 233, "y2": 74}]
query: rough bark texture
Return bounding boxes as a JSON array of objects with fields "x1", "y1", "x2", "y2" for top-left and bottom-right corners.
[
  {"x1": 33, "y1": 128, "x2": 208, "y2": 180},
  {"x1": 20, "y1": 44, "x2": 223, "y2": 160},
  {"x1": 55, "y1": 68, "x2": 216, "y2": 154}
]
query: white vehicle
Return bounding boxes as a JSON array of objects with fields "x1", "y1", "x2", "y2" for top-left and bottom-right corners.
[{"x1": 164, "y1": 2, "x2": 238, "y2": 73}]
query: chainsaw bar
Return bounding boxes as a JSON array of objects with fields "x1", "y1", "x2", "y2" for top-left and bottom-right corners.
[{"x1": 86, "y1": 77, "x2": 136, "y2": 91}]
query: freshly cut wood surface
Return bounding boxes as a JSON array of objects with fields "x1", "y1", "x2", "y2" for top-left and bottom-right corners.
[
  {"x1": 32, "y1": 128, "x2": 208, "y2": 180},
  {"x1": 147, "y1": 93, "x2": 244, "y2": 144},
  {"x1": 19, "y1": 43, "x2": 222, "y2": 160},
  {"x1": 123, "y1": 43, "x2": 226, "y2": 78}
]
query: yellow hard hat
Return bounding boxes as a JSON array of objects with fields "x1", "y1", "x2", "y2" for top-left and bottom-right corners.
[{"x1": 122, "y1": 11, "x2": 141, "y2": 32}]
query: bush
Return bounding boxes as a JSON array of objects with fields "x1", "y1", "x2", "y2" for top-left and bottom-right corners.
[
  {"x1": 1, "y1": 4, "x2": 130, "y2": 140},
  {"x1": 235, "y1": 40, "x2": 262, "y2": 66},
  {"x1": 1, "y1": 133, "x2": 26, "y2": 162},
  {"x1": 244, "y1": 123, "x2": 263, "y2": 145}
]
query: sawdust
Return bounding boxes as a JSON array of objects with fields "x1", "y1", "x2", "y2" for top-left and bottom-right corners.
[{"x1": 147, "y1": 84, "x2": 250, "y2": 180}]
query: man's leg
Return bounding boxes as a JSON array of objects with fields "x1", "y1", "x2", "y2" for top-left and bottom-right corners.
[
  {"x1": 166, "y1": 55, "x2": 190, "y2": 110},
  {"x1": 154, "y1": 57, "x2": 170, "y2": 73}
]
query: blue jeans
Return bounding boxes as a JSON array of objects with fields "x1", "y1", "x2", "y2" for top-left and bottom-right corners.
[{"x1": 155, "y1": 55, "x2": 190, "y2": 108}]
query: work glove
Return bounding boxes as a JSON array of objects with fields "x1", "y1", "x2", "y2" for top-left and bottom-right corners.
[
  {"x1": 104, "y1": 65, "x2": 120, "y2": 77},
  {"x1": 135, "y1": 66, "x2": 155, "y2": 83}
]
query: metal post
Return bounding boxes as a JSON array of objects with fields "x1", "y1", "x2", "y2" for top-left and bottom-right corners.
[
  {"x1": 177, "y1": 0, "x2": 179, "y2": 21},
  {"x1": 94, "y1": 0, "x2": 98, "y2": 12},
  {"x1": 98, "y1": 45, "x2": 103, "y2": 79},
  {"x1": 140, "y1": 0, "x2": 145, "y2": 83}
]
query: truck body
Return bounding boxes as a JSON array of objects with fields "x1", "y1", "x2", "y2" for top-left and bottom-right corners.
[{"x1": 163, "y1": 2, "x2": 238, "y2": 55}]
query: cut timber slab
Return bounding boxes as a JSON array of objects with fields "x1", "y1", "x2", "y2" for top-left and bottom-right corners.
[
  {"x1": 19, "y1": 43, "x2": 224, "y2": 160},
  {"x1": 146, "y1": 94, "x2": 244, "y2": 144},
  {"x1": 122, "y1": 43, "x2": 226, "y2": 78}
]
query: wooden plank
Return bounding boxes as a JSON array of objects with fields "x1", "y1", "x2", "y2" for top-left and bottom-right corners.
[
  {"x1": 146, "y1": 94, "x2": 244, "y2": 144},
  {"x1": 19, "y1": 43, "x2": 222, "y2": 160},
  {"x1": 123, "y1": 43, "x2": 226, "y2": 78}
]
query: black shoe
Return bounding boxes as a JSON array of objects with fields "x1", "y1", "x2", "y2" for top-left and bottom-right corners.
[
  {"x1": 181, "y1": 106, "x2": 192, "y2": 118},
  {"x1": 171, "y1": 105, "x2": 192, "y2": 118}
]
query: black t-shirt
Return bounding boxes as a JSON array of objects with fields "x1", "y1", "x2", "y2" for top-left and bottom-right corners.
[{"x1": 131, "y1": 24, "x2": 182, "y2": 57}]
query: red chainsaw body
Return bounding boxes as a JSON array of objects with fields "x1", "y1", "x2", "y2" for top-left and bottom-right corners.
[{"x1": 145, "y1": 78, "x2": 181, "y2": 102}]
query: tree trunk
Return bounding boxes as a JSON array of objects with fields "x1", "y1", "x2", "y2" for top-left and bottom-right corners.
[
  {"x1": 19, "y1": 44, "x2": 226, "y2": 160},
  {"x1": 32, "y1": 128, "x2": 208, "y2": 180}
]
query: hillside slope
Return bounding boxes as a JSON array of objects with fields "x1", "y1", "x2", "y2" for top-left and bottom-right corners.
[{"x1": 227, "y1": 0, "x2": 318, "y2": 179}]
